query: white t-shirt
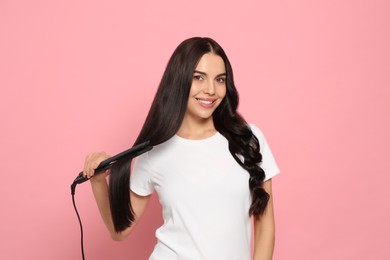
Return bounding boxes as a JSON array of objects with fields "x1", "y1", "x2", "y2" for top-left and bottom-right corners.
[{"x1": 130, "y1": 124, "x2": 280, "y2": 260}]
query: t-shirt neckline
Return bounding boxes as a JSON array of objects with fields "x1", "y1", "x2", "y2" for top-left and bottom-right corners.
[{"x1": 173, "y1": 131, "x2": 221, "y2": 144}]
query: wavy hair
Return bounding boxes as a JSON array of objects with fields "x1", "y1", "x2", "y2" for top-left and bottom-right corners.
[{"x1": 109, "y1": 37, "x2": 269, "y2": 232}]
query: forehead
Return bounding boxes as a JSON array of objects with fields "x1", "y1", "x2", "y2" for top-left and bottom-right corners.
[{"x1": 195, "y1": 53, "x2": 226, "y2": 73}]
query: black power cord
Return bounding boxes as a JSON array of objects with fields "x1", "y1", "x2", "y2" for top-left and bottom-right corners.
[{"x1": 71, "y1": 183, "x2": 85, "y2": 260}]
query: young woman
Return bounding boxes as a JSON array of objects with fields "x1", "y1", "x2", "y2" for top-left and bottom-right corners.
[{"x1": 83, "y1": 37, "x2": 280, "y2": 260}]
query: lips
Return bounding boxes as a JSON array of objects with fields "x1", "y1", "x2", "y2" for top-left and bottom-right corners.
[{"x1": 195, "y1": 98, "x2": 217, "y2": 108}]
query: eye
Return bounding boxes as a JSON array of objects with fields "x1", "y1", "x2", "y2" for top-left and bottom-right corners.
[
  {"x1": 193, "y1": 75, "x2": 204, "y2": 81},
  {"x1": 216, "y1": 77, "x2": 226, "y2": 84}
]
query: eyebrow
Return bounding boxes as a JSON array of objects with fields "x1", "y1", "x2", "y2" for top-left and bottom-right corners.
[{"x1": 194, "y1": 70, "x2": 227, "y2": 78}]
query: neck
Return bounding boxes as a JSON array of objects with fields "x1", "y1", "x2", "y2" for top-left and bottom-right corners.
[{"x1": 177, "y1": 116, "x2": 216, "y2": 140}]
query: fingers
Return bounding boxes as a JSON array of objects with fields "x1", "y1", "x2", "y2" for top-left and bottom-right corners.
[{"x1": 83, "y1": 152, "x2": 110, "y2": 179}]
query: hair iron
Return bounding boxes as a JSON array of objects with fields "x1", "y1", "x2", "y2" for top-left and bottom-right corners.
[{"x1": 71, "y1": 140, "x2": 152, "y2": 194}]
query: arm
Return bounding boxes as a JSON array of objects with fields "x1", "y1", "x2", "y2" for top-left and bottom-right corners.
[
  {"x1": 85, "y1": 153, "x2": 151, "y2": 241},
  {"x1": 253, "y1": 179, "x2": 275, "y2": 260}
]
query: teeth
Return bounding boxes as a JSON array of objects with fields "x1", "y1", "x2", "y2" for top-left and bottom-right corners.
[{"x1": 196, "y1": 99, "x2": 213, "y2": 104}]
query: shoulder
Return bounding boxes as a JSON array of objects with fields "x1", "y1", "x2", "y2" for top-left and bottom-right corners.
[
  {"x1": 136, "y1": 136, "x2": 178, "y2": 166},
  {"x1": 248, "y1": 123, "x2": 266, "y2": 140}
]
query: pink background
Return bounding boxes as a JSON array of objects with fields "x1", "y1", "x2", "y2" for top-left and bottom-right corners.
[{"x1": 1, "y1": 0, "x2": 389, "y2": 259}]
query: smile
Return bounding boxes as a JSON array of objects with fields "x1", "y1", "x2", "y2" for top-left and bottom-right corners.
[{"x1": 195, "y1": 98, "x2": 216, "y2": 105}]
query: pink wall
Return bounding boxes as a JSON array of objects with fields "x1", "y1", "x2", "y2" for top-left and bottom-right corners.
[{"x1": 1, "y1": 0, "x2": 389, "y2": 259}]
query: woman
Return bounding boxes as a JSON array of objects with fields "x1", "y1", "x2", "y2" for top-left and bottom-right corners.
[{"x1": 84, "y1": 37, "x2": 280, "y2": 260}]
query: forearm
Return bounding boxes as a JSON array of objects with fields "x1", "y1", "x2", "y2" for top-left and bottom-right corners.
[
  {"x1": 253, "y1": 179, "x2": 275, "y2": 260},
  {"x1": 253, "y1": 223, "x2": 275, "y2": 260}
]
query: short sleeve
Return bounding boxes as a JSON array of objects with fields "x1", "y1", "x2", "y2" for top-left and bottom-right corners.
[
  {"x1": 130, "y1": 151, "x2": 154, "y2": 196},
  {"x1": 250, "y1": 124, "x2": 280, "y2": 181}
]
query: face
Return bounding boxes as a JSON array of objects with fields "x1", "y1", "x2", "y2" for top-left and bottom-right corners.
[{"x1": 184, "y1": 53, "x2": 227, "y2": 123}]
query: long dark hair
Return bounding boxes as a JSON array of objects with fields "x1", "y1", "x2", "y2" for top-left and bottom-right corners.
[{"x1": 109, "y1": 37, "x2": 269, "y2": 232}]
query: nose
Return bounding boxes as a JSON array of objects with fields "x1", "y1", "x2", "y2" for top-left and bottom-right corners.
[{"x1": 203, "y1": 80, "x2": 216, "y2": 95}]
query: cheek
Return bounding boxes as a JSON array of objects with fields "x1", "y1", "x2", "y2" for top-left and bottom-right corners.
[
  {"x1": 219, "y1": 85, "x2": 227, "y2": 98},
  {"x1": 189, "y1": 82, "x2": 202, "y2": 96}
]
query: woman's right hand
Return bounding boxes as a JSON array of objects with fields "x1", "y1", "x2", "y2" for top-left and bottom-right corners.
[{"x1": 83, "y1": 152, "x2": 111, "y2": 182}]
